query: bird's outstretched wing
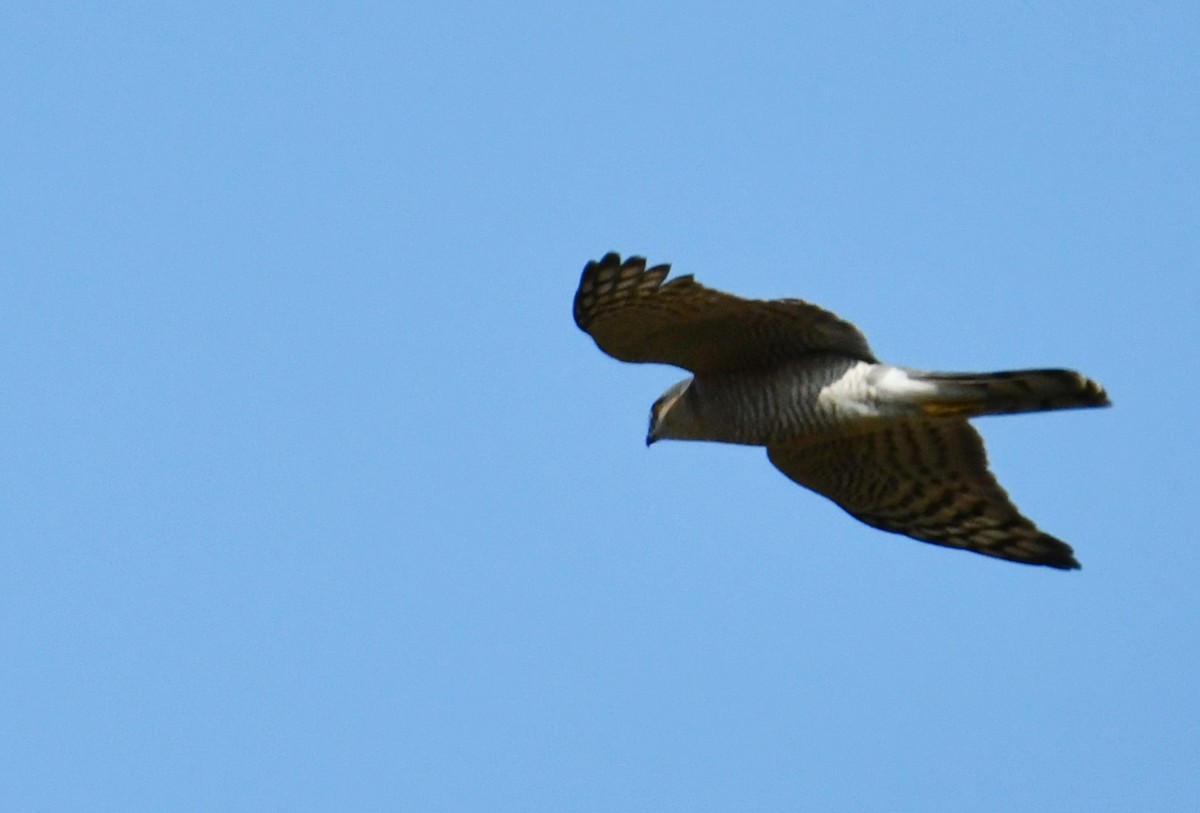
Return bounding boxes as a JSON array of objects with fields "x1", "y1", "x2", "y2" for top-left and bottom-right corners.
[
  {"x1": 574, "y1": 253, "x2": 876, "y2": 374},
  {"x1": 767, "y1": 418, "x2": 1081, "y2": 569}
]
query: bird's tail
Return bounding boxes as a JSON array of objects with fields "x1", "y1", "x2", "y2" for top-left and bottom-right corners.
[{"x1": 907, "y1": 368, "x2": 1110, "y2": 418}]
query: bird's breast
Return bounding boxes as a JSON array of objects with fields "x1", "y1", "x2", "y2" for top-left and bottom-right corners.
[{"x1": 691, "y1": 355, "x2": 867, "y2": 446}]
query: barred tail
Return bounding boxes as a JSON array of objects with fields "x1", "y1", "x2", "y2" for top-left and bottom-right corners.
[{"x1": 911, "y1": 368, "x2": 1110, "y2": 418}]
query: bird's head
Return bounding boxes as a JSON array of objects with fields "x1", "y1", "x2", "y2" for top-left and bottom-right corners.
[{"x1": 646, "y1": 378, "x2": 694, "y2": 446}]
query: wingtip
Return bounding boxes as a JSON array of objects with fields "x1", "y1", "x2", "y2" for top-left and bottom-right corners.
[
  {"x1": 1033, "y1": 536, "x2": 1082, "y2": 571},
  {"x1": 587, "y1": 251, "x2": 639, "y2": 267},
  {"x1": 1084, "y1": 375, "x2": 1111, "y2": 409},
  {"x1": 575, "y1": 252, "x2": 660, "y2": 332}
]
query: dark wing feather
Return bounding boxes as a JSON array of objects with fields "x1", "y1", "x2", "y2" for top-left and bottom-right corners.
[
  {"x1": 573, "y1": 253, "x2": 876, "y2": 374},
  {"x1": 767, "y1": 418, "x2": 1081, "y2": 569}
]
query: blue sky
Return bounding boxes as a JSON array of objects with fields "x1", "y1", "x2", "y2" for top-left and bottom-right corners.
[{"x1": 3, "y1": 2, "x2": 1198, "y2": 810}]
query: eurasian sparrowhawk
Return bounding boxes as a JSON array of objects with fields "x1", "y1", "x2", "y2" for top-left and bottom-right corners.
[{"x1": 574, "y1": 252, "x2": 1109, "y2": 569}]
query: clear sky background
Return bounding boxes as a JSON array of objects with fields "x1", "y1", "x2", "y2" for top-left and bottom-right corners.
[{"x1": 3, "y1": 2, "x2": 1198, "y2": 810}]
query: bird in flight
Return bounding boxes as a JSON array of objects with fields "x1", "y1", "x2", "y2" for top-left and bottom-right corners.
[{"x1": 573, "y1": 252, "x2": 1109, "y2": 569}]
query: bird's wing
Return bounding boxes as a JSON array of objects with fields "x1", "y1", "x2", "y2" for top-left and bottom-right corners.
[
  {"x1": 767, "y1": 418, "x2": 1081, "y2": 569},
  {"x1": 573, "y1": 253, "x2": 876, "y2": 374}
]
